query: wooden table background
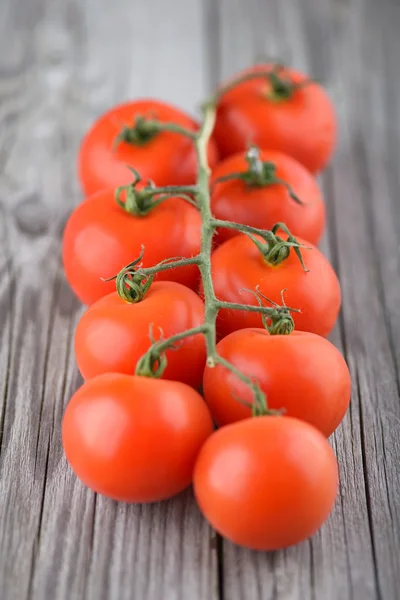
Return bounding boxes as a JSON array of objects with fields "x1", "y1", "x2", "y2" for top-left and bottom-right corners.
[{"x1": 1, "y1": 0, "x2": 400, "y2": 598}]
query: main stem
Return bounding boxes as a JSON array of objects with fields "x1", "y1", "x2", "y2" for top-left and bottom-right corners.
[
  {"x1": 172, "y1": 103, "x2": 264, "y2": 404},
  {"x1": 132, "y1": 103, "x2": 266, "y2": 405},
  {"x1": 195, "y1": 103, "x2": 219, "y2": 366}
]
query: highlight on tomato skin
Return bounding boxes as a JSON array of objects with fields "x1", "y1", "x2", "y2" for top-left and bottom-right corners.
[
  {"x1": 210, "y1": 148, "x2": 326, "y2": 247},
  {"x1": 193, "y1": 416, "x2": 339, "y2": 551},
  {"x1": 62, "y1": 374, "x2": 214, "y2": 504},
  {"x1": 208, "y1": 233, "x2": 341, "y2": 339},
  {"x1": 214, "y1": 64, "x2": 337, "y2": 173},
  {"x1": 78, "y1": 98, "x2": 219, "y2": 196},
  {"x1": 62, "y1": 187, "x2": 202, "y2": 306},
  {"x1": 203, "y1": 328, "x2": 351, "y2": 437},
  {"x1": 74, "y1": 281, "x2": 206, "y2": 389}
]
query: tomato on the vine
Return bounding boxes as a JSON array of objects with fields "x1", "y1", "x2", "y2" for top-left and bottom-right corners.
[
  {"x1": 75, "y1": 281, "x2": 206, "y2": 388},
  {"x1": 203, "y1": 328, "x2": 351, "y2": 436},
  {"x1": 62, "y1": 187, "x2": 201, "y2": 305},
  {"x1": 78, "y1": 99, "x2": 218, "y2": 196},
  {"x1": 214, "y1": 64, "x2": 336, "y2": 173},
  {"x1": 209, "y1": 232, "x2": 341, "y2": 338},
  {"x1": 194, "y1": 416, "x2": 338, "y2": 550},
  {"x1": 211, "y1": 148, "x2": 326, "y2": 246},
  {"x1": 63, "y1": 374, "x2": 214, "y2": 503}
]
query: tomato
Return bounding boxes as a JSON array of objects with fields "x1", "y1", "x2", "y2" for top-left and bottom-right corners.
[
  {"x1": 203, "y1": 329, "x2": 350, "y2": 436},
  {"x1": 78, "y1": 99, "x2": 218, "y2": 196},
  {"x1": 214, "y1": 64, "x2": 336, "y2": 173},
  {"x1": 208, "y1": 233, "x2": 341, "y2": 338},
  {"x1": 194, "y1": 416, "x2": 338, "y2": 550},
  {"x1": 62, "y1": 374, "x2": 214, "y2": 503},
  {"x1": 62, "y1": 188, "x2": 201, "y2": 305},
  {"x1": 75, "y1": 281, "x2": 206, "y2": 388},
  {"x1": 211, "y1": 148, "x2": 326, "y2": 246}
]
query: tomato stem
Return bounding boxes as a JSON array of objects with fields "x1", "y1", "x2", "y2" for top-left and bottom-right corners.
[
  {"x1": 135, "y1": 324, "x2": 210, "y2": 378},
  {"x1": 212, "y1": 219, "x2": 310, "y2": 271},
  {"x1": 265, "y1": 65, "x2": 316, "y2": 102},
  {"x1": 212, "y1": 146, "x2": 303, "y2": 204},
  {"x1": 115, "y1": 173, "x2": 198, "y2": 216},
  {"x1": 207, "y1": 68, "x2": 276, "y2": 104},
  {"x1": 211, "y1": 355, "x2": 266, "y2": 412},
  {"x1": 235, "y1": 288, "x2": 300, "y2": 335},
  {"x1": 115, "y1": 115, "x2": 197, "y2": 149},
  {"x1": 216, "y1": 297, "x2": 298, "y2": 336},
  {"x1": 147, "y1": 185, "x2": 198, "y2": 196},
  {"x1": 103, "y1": 254, "x2": 201, "y2": 303},
  {"x1": 206, "y1": 63, "x2": 315, "y2": 105}
]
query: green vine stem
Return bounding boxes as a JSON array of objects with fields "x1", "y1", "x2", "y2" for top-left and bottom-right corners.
[{"x1": 111, "y1": 71, "x2": 310, "y2": 415}]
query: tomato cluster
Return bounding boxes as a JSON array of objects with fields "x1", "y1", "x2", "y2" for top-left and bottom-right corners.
[{"x1": 62, "y1": 63, "x2": 349, "y2": 552}]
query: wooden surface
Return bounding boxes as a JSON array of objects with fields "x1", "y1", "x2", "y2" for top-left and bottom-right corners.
[{"x1": 0, "y1": 0, "x2": 399, "y2": 598}]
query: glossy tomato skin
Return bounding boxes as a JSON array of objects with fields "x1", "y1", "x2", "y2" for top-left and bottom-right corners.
[
  {"x1": 211, "y1": 149, "x2": 326, "y2": 246},
  {"x1": 62, "y1": 188, "x2": 201, "y2": 305},
  {"x1": 203, "y1": 329, "x2": 351, "y2": 436},
  {"x1": 63, "y1": 374, "x2": 214, "y2": 503},
  {"x1": 194, "y1": 416, "x2": 338, "y2": 550},
  {"x1": 214, "y1": 65, "x2": 336, "y2": 173},
  {"x1": 78, "y1": 99, "x2": 218, "y2": 196},
  {"x1": 209, "y1": 233, "x2": 341, "y2": 338},
  {"x1": 75, "y1": 281, "x2": 206, "y2": 388}
]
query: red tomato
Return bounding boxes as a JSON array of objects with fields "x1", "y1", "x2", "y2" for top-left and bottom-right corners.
[
  {"x1": 75, "y1": 281, "x2": 206, "y2": 388},
  {"x1": 63, "y1": 374, "x2": 214, "y2": 503},
  {"x1": 194, "y1": 416, "x2": 338, "y2": 550},
  {"x1": 208, "y1": 233, "x2": 341, "y2": 338},
  {"x1": 211, "y1": 149, "x2": 326, "y2": 246},
  {"x1": 62, "y1": 188, "x2": 201, "y2": 305},
  {"x1": 203, "y1": 329, "x2": 351, "y2": 436},
  {"x1": 214, "y1": 64, "x2": 336, "y2": 173},
  {"x1": 78, "y1": 99, "x2": 218, "y2": 196}
]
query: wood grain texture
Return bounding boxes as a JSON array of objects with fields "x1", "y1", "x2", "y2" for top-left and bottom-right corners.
[
  {"x1": 218, "y1": 1, "x2": 400, "y2": 599},
  {"x1": 0, "y1": 1, "x2": 217, "y2": 599},
  {"x1": 0, "y1": 0, "x2": 399, "y2": 598}
]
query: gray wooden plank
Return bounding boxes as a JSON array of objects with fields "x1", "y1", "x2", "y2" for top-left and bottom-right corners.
[
  {"x1": 2, "y1": 0, "x2": 400, "y2": 599},
  {"x1": 0, "y1": 0, "x2": 218, "y2": 599},
  {"x1": 217, "y1": 0, "x2": 400, "y2": 599}
]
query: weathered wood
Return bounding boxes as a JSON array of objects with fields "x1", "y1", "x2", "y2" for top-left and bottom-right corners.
[
  {"x1": 0, "y1": 1, "x2": 217, "y2": 599},
  {"x1": 1, "y1": 0, "x2": 400, "y2": 598},
  {"x1": 218, "y1": 1, "x2": 400, "y2": 599}
]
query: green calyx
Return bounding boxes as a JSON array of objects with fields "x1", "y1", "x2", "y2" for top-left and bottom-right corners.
[
  {"x1": 135, "y1": 324, "x2": 209, "y2": 378},
  {"x1": 242, "y1": 287, "x2": 299, "y2": 336},
  {"x1": 115, "y1": 168, "x2": 157, "y2": 217},
  {"x1": 115, "y1": 167, "x2": 196, "y2": 217},
  {"x1": 265, "y1": 64, "x2": 315, "y2": 103},
  {"x1": 248, "y1": 222, "x2": 310, "y2": 271},
  {"x1": 267, "y1": 307, "x2": 295, "y2": 335},
  {"x1": 135, "y1": 347, "x2": 167, "y2": 378},
  {"x1": 116, "y1": 268, "x2": 153, "y2": 304},
  {"x1": 261, "y1": 292, "x2": 298, "y2": 336},
  {"x1": 213, "y1": 146, "x2": 302, "y2": 204},
  {"x1": 115, "y1": 115, "x2": 160, "y2": 147},
  {"x1": 102, "y1": 247, "x2": 153, "y2": 303},
  {"x1": 114, "y1": 114, "x2": 197, "y2": 150}
]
